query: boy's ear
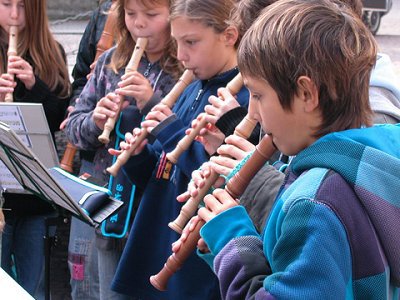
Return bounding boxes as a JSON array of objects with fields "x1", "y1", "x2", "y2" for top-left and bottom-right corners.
[
  {"x1": 223, "y1": 25, "x2": 239, "y2": 46},
  {"x1": 297, "y1": 76, "x2": 319, "y2": 113}
]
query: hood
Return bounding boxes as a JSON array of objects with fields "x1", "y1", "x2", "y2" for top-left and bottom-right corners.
[
  {"x1": 291, "y1": 124, "x2": 400, "y2": 285},
  {"x1": 371, "y1": 53, "x2": 400, "y2": 100},
  {"x1": 370, "y1": 53, "x2": 400, "y2": 121}
]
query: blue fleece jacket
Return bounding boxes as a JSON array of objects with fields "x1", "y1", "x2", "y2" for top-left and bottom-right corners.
[
  {"x1": 112, "y1": 68, "x2": 249, "y2": 299},
  {"x1": 200, "y1": 124, "x2": 400, "y2": 299}
]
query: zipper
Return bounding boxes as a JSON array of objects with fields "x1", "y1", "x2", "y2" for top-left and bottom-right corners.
[
  {"x1": 191, "y1": 88, "x2": 204, "y2": 110},
  {"x1": 143, "y1": 62, "x2": 153, "y2": 77}
]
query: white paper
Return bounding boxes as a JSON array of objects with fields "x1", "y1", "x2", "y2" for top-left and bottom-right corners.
[
  {"x1": 0, "y1": 160, "x2": 25, "y2": 191},
  {"x1": 0, "y1": 106, "x2": 31, "y2": 146}
]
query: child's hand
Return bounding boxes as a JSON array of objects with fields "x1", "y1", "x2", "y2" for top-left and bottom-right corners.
[
  {"x1": 86, "y1": 60, "x2": 98, "y2": 80},
  {"x1": 117, "y1": 71, "x2": 154, "y2": 111},
  {"x1": 198, "y1": 188, "x2": 239, "y2": 222},
  {"x1": 108, "y1": 128, "x2": 148, "y2": 157},
  {"x1": 142, "y1": 102, "x2": 173, "y2": 132},
  {"x1": 171, "y1": 216, "x2": 210, "y2": 254},
  {"x1": 60, "y1": 105, "x2": 76, "y2": 130},
  {"x1": 177, "y1": 162, "x2": 215, "y2": 203},
  {"x1": 187, "y1": 113, "x2": 225, "y2": 155},
  {"x1": 0, "y1": 73, "x2": 16, "y2": 101},
  {"x1": 7, "y1": 56, "x2": 35, "y2": 90},
  {"x1": 204, "y1": 87, "x2": 240, "y2": 125},
  {"x1": 92, "y1": 92, "x2": 129, "y2": 129},
  {"x1": 209, "y1": 134, "x2": 255, "y2": 176}
]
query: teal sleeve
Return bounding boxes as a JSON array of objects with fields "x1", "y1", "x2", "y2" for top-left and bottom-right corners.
[{"x1": 199, "y1": 206, "x2": 260, "y2": 266}]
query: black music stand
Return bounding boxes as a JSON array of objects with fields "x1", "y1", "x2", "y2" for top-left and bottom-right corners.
[
  {"x1": 0, "y1": 121, "x2": 123, "y2": 226},
  {"x1": 0, "y1": 122, "x2": 123, "y2": 299}
]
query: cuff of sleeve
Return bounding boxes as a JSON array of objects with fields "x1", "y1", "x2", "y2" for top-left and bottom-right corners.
[
  {"x1": 85, "y1": 112, "x2": 103, "y2": 137},
  {"x1": 156, "y1": 117, "x2": 186, "y2": 151},
  {"x1": 197, "y1": 249, "x2": 216, "y2": 270},
  {"x1": 215, "y1": 107, "x2": 248, "y2": 136},
  {"x1": 140, "y1": 94, "x2": 161, "y2": 115},
  {"x1": 69, "y1": 95, "x2": 80, "y2": 107},
  {"x1": 151, "y1": 114, "x2": 178, "y2": 137},
  {"x1": 200, "y1": 206, "x2": 259, "y2": 256}
]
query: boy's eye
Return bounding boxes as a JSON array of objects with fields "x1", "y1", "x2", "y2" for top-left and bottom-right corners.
[
  {"x1": 251, "y1": 94, "x2": 261, "y2": 101},
  {"x1": 147, "y1": 13, "x2": 158, "y2": 17},
  {"x1": 186, "y1": 40, "x2": 197, "y2": 46}
]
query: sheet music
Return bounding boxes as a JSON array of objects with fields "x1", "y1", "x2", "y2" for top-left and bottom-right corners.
[
  {"x1": 0, "y1": 163, "x2": 25, "y2": 191},
  {"x1": 0, "y1": 103, "x2": 59, "y2": 193},
  {"x1": 0, "y1": 161, "x2": 24, "y2": 192},
  {"x1": 0, "y1": 106, "x2": 31, "y2": 146},
  {"x1": 0, "y1": 121, "x2": 26, "y2": 192}
]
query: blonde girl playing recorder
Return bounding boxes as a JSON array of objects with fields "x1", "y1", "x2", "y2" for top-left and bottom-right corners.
[{"x1": 66, "y1": 0, "x2": 182, "y2": 298}]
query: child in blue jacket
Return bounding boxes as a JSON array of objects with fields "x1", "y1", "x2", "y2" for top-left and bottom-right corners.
[
  {"x1": 110, "y1": 0, "x2": 249, "y2": 298},
  {"x1": 197, "y1": 0, "x2": 400, "y2": 298}
]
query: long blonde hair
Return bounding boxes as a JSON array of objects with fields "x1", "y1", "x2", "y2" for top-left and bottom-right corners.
[
  {"x1": 0, "y1": 0, "x2": 71, "y2": 98},
  {"x1": 110, "y1": 0, "x2": 182, "y2": 80},
  {"x1": 170, "y1": 0, "x2": 240, "y2": 47}
]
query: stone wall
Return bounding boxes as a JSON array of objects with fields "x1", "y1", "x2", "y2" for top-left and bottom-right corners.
[{"x1": 47, "y1": 0, "x2": 98, "y2": 20}]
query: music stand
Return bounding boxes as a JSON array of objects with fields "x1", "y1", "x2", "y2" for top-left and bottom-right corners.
[
  {"x1": 0, "y1": 121, "x2": 123, "y2": 299},
  {"x1": 0, "y1": 121, "x2": 123, "y2": 226}
]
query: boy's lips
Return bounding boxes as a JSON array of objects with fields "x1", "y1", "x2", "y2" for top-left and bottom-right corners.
[{"x1": 186, "y1": 67, "x2": 198, "y2": 74}]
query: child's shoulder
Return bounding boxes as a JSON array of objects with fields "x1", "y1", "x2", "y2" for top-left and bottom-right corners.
[
  {"x1": 99, "y1": 46, "x2": 117, "y2": 63},
  {"x1": 282, "y1": 167, "x2": 331, "y2": 208}
]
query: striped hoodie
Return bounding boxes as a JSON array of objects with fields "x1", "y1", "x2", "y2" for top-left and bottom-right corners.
[{"x1": 200, "y1": 124, "x2": 400, "y2": 299}]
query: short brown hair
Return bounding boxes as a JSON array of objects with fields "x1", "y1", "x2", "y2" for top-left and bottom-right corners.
[{"x1": 238, "y1": 0, "x2": 377, "y2": 136}]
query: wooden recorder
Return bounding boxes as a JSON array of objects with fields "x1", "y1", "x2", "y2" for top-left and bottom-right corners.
[
  {"x1": 98, "y1": 37, "x2": 148, "y2": 144},
  {"x1": 4, "y1": 26, "x2": 18, "y2": 102},
  {"x1": 166, "y1": 73, "x2": 244, "y2": 164},
  {"x1": 106, "y1": 69, "x2": 195, "y2": 177},
  {"x1": 0, "y1": 208, "x2": 4, "y2": 233},
  {"x1": 150, "y1": 134, "x2": 276, "y2": 291},
  {"x1": 168, "y1": 73, "x2": 257, "y2": 233},
  {"x1": 168, "y1": 112, "x2": 257, "y2": 233}
]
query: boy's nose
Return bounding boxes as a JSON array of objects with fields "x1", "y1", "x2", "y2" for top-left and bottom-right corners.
[
  {"x1": 176, "y1": 47, "x2": 188, "y2": 63},
  {"x1": 248, "y1": 98, "x2": 260, "y2": 123}
]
